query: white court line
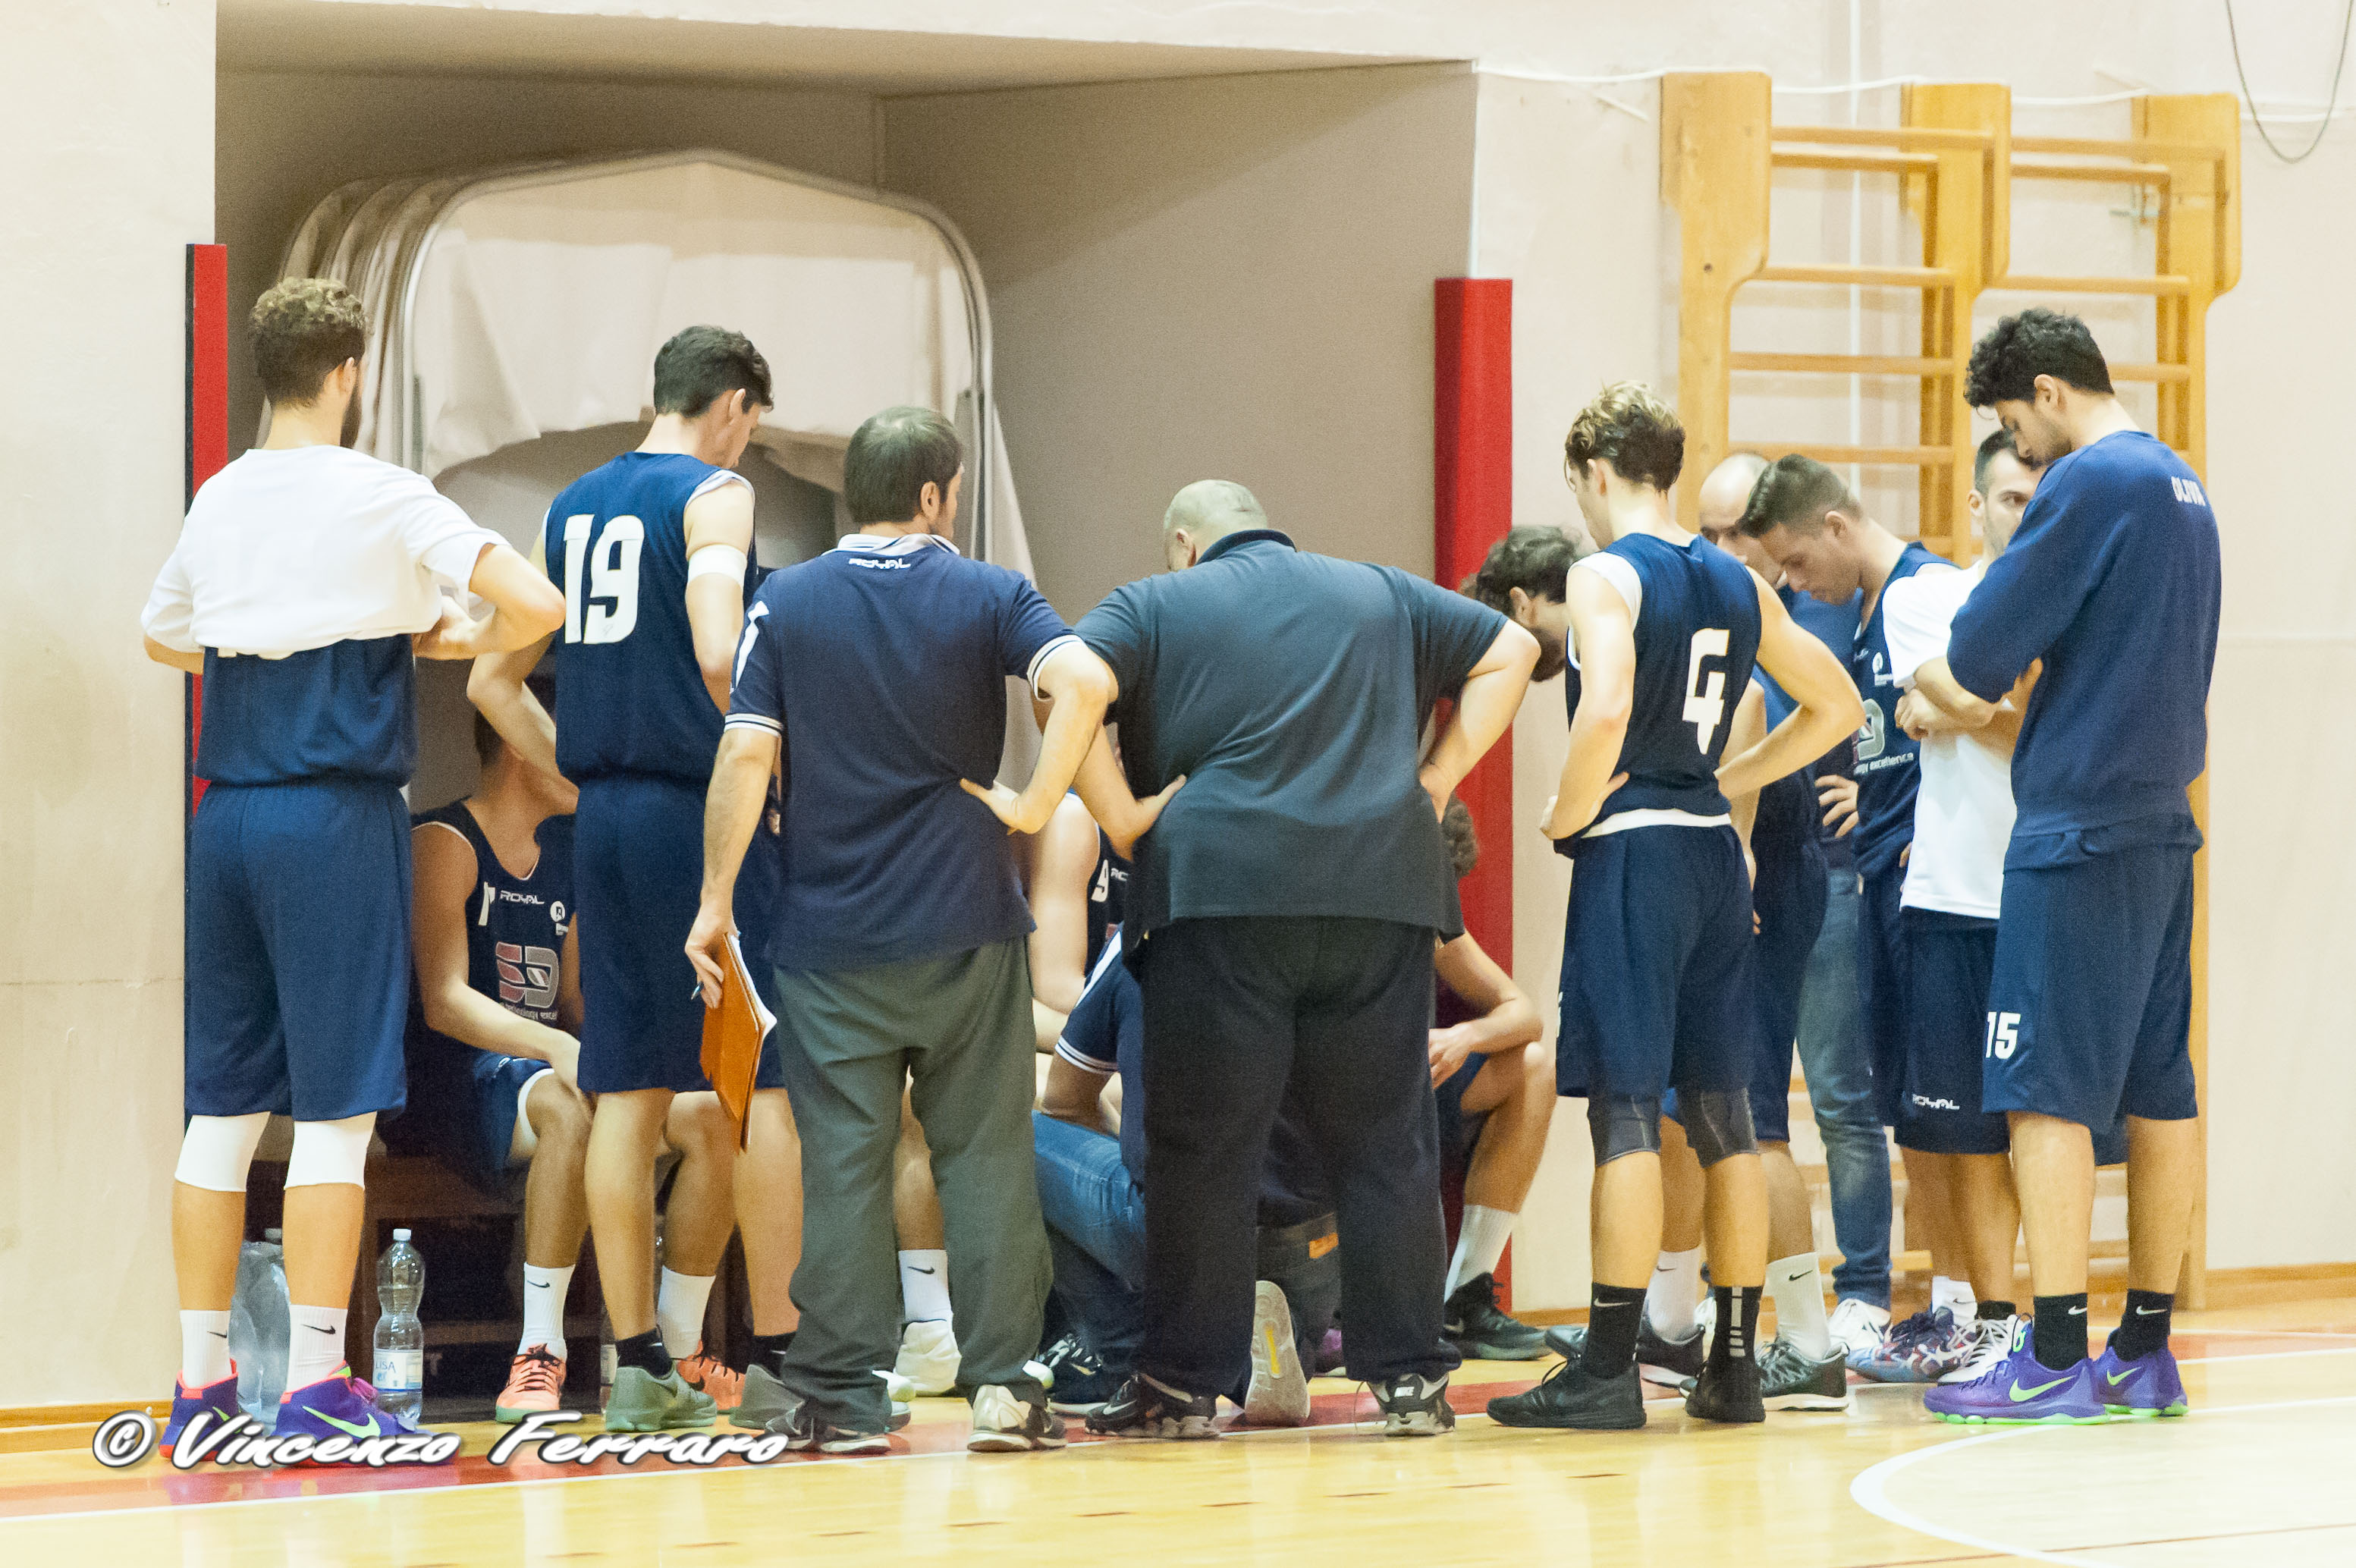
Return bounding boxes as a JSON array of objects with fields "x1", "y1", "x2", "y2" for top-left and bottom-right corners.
[{"x1": 1848, "y1": 1392, "x2": 2356, "y2": 1568}]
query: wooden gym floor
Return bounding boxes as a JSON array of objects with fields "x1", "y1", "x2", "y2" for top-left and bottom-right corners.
[{"x1": 2, "y1": 1297, "x2": 2350, "y2": 1566}]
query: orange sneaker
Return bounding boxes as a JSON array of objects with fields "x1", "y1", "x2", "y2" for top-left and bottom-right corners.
[
  {"x1": 495, "y1": 1345, "x2": 568, "y2": 1422},
  {"x1": 674, "y1": 1345, "x2": 742, "y2": 1413}
]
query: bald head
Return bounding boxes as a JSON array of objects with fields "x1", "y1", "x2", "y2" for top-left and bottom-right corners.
[
  {"x1": 1695, "y1": 452, "x2": 1776, "y2": 577},
  {"x1": 1163, "y1": 479, "x2": 1267, "y2": 570}
]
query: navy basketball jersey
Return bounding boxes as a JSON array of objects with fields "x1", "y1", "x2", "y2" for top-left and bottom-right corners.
[
  {"x1": 542, "y1": 453, "x2": 759, "y2": 785},
  {"x1": 1085, "y1": 826, "x2": 1132, "y2": 974},
  {"x1": 1563, "y1": 533, "x2": 1763, "y2": 841},
  {"x1": 412, "y1": 802, "x2": 574, "y2": 1031},
  {"x1": 1850, "y1": 543, "x2": 1947, "y2": 881}
]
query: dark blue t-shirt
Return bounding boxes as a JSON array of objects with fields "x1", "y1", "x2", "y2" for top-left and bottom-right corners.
[
  {"x1": 1850, "y1": 544, "x2": 1949, "y2": 883},
  {"x1": 1946, "y1": 431, "x2": 2219, "y2": 868},
  {"x1": 197, "y1": 636, "x2": 417, "y2": 785},
  {"x1": 727, "y1": 533, "x2": 1077, "y2": 973},
  {"x1": 1768, "y1": 585, "x2": 1861, "y2": 874}
]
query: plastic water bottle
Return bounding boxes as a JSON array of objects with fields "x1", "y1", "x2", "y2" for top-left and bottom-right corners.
[
  {"x1": 373, "y1": 1230, "x2": 426, "y2": 1423},
  {"x1": 229, "y1": 1230, "x2": 291, "y2": 1425},
  {"x1": 599, "y1": 1310, "x2": 617, "y2": 1407}
]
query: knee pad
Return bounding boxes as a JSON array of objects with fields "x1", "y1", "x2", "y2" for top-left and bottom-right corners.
[
  {"x1": 174, "y1": 1113, "x2": 269, "y2": 1192},
  {"x1": 1680, "y1": 1090, "x2": 1758, "y2": 1167},
  {"x1": 285, "y1": 1113, "x2": 376, "y2": 1188},
  {"x1": 1587, "y1": 1094, "x2": 1664, "y2": 1166}
]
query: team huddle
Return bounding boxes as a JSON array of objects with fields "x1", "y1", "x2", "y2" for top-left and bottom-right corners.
[{"x1": 142, "y1": 277, "x2": 2219, "y2": 1462}]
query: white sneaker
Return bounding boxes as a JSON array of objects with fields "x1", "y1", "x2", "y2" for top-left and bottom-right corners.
[
  {"x1": 892, "y1": 1320, "x2": 960, "y2": 1397},
  {"x1": 1691, "y1": 1294, "x2": 1718, "y2": 1343},
  {"x1": 1940, "y1": 1313, "x2": 2019, "y2": 1384},
  {"x1": 1828, "y1": 1297, "x2": 1890, "y2": 1365},
  {"x1": 1242, "y1": 1281, "x2": 1311, "y2": 1426}
]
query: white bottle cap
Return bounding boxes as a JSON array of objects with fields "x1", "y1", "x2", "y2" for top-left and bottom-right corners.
[
  {"x1": 264, "y1": 1228, "x2": 283, "y2": 1243},
  {"x1": 394, "y1": 1228, "x2": 412, "y2": 1241}
]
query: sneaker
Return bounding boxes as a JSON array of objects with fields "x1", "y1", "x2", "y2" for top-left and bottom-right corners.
[
  {"x1": 1036, "y1": 1337, "x2": 1121, "y2": 1416},
  {"x1": 765, "y1": 1388, "x2": 894, "y2": 1456},
  {"x1": 2091, "y1": 1337, "x2": 2188, "y2": 1419},
  {"x1": 1544, "y1": 1317, "x2": 1707, "y2": 1388},
  {"x1": 967, "y1": 1384, "x2": 1069, "y2": 1452},
  {"x1": 1085, "y1": 1374, "x2": 1220, "y2": 1440},
  {"x1": 1855, "y1": 1306, "x2": 1972, "y2": 1384},
  {"x1": 673, "y1": 1344, "x2": 742, "y2": 1413},
  {"x1": 163, "y1": 1370, "x2": 242, "y2": 1456},
  {"x1": 1373, "y1": 1373, "x2": 1455, "y2": 1437},
  {"x1": 602, "y1": 1365, "x2": 718, "y2": 1431},
  {"x1": 275, "y1": 1372, "x2": 457, "y2": 1460},
  {"x1": 1486, "y1": 1358, "x2": 1646, "y2": 1431},
  {"x1": 1755, "y1": 1336, "x2": 1850, "y2": 1411},
  {"x1": 1921, "y1": 1321, "x2": 2110, "y2": 1425},
  {"x1": 1242, "y1": 1282, "x2": 1312, "y2": 1426},
  {"x1": 892, "y1": 1320, "x2": 960, "y2": 1397},
  {"x1": 1443, "y1": 1273, "x2": 1548, "y2": 1361},
  {"x1": 739, "y1": 1363, "x2": 909, "y2": 1431},
  {"x1": 1683, "y1": 1353, "x2": 1766, "y2": 1423},
  {"x1": 1942, "y1": 1314, "x2": 2022, "y2": 1386},
  {"x1": 494, "y1": 1346, "x2": 567, "y2": 1422},
  {"x1": 1828, "y1": 1298, "x2": 1892, "y2": 1365}
]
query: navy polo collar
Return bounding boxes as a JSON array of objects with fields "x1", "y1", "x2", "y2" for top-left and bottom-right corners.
[{"x1": 1198, "y1": 528, "x2": 1295, "y2": 564}]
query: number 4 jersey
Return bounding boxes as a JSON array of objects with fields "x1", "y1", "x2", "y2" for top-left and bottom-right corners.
[
  {"x1": 542, "y1": 452, "x2": 759, "y2": 785},
  {"x1": 1560, "y1": 532, "x2": 1763, "y2": 849}
]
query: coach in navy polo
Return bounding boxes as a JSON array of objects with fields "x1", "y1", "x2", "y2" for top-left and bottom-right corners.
[
  {"x1": 689, "y1": 406, "x2": 1117, "y2": 1453},
  {"x1": 1070, "y1": 481, "x2": 1539, "y2": 1439}
]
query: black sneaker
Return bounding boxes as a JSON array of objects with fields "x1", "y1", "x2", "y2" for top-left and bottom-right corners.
[
  {"x1": 1485, "y1": 1357, "x2": 1646, "y2": 1431},
  {"x1": 1373, "y1": 1373, "x2": 1456, "y2": 1437},
  {"x1": 1682, "y1": 1353, "x2": 1765, "y2": 1424},
  {"x1": 1443, "y1": 1274, "x2": 1549, "y2": 1361},
  {"x1": 764, "y1": 1390, "x2": 893, "y2": 1455},
  {"x1": 1037, "y1": 1335, "x2": 1121, "y2": 1415},
  {"x1": 1755, "y1": 1336, "x2": 1851, "y2": 1412},
  {"x1": 1543, "y1": 1318, "x2": 1707, "y2": 1386},
  {"x1": 1085, "y1": 1374, "x2": 1220, "y2": 1440}
]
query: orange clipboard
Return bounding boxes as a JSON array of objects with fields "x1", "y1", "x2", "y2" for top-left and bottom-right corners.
[{"x1": 699, "y1": 932, "x2": 776, "y2": 1152}]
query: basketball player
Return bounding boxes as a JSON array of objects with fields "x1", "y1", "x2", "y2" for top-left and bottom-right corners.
[
  {"x1": 143, "y1": 278, "x2": 561, "y2": 1454},
  {"x1": 1738, "y1": 455, "x2": 1981, "y2": 1384},
  {"x1": 1480, "y1": 386, "x2": 1861, "y2": 1433},
  {"x1": 470, "y1": 325, "x2": 778, "y2": 1431},
  {"x1": 1925, "y1": 311, "x2": 2217, "y2": 1424}
]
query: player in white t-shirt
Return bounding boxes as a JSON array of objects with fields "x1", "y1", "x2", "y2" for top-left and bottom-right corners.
[{"x1": 1881, "y1": 429, "x2": 2038, "y2": 1381}]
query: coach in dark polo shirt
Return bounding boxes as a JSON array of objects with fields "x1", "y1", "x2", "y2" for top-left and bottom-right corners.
[
  {"x1": 1073, "y1": 480, "x2": 1538, "y2": 1439},
  {"x1": 689, "y1": 407, "x2": 1117, "y2": 1454}
]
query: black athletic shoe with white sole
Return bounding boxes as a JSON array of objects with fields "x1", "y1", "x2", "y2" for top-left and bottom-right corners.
[
  {"x1": 1372, "y1": 1373, "x2": 1455, "y2": 1437},
  {"x1": 764, "y1": 1390, "x2": 894, "y2": 1456},
  {"x1": 1037, "y1": 1334, "x2": 1120, "y2": 1415},
  {"x1": 1443, "y1": 1274, "x2": 1549, "y2": 1361},
  {"x1": 1544, "y1": 1318, "x2": 1708, "y2": 1385},
  {"x1": 1756, "y1": 1337, "x2": 1851, "y2": 1411},
  {"x1": 1085, "y1": 1374, "x2": 1220, "y2": 1440},
  {"x1": 1486, "y1": 1358, "x2": 1647, "y2": 1431},
  {"x1": 1682, "y1": 1353, "x2": 1766, "y2": 1424}
]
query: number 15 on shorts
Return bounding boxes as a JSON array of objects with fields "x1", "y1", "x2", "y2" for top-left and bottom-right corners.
[{"x1": 1985, "y1": 1010, "x2": 2021, "y2": 1061}]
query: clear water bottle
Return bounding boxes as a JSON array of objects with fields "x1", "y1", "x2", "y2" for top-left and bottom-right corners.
[
  {"x1": 599, "y1": 1309, "x2": 616, "y2": 1408},
  {"x1": 229, "y1": 1230, "x2": 291, "y2": 1425},
  {"x1": 373, "y1": 1229, "x2": 426, "y2": 1423}
]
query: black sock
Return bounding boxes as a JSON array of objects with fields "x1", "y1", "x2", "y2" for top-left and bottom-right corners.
[
  {"x1": 2114, "y1": 1290, "x2": 2174, "y2": 1361},
  {"x1": 2032, "y1": 1293, "x2": 2089, "y2": 1368},
  {"x1": 615, "y1": 1329, "x2": 673, "y2": 1379},
  {"x1": 1582, "y1": 1285, "x2": 1648, "y2": 1377},
  {"x1": 1978, "y1": 1300, "x2": 2017, "y2": 1321},
  {"x1": 1707, "y1": 1286, "x2": 1761, "y2": 1367},
  {"x1": 752, "y1": 1331, "x2": 796, "y2": 1372}
]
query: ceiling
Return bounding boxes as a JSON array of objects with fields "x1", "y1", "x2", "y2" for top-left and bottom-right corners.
[{"x1": 217, "y1": 1, "x2": 1422, "y2": 94}]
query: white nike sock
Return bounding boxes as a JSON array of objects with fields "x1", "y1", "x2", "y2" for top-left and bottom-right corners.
[
  {"x1": 286, "y1": 1305, "x2": 348, "y2": 1392},
  {"x1": 1931, "y1": 1275, "x2": 1975, "y2": 1318},
  {"x1": 656, "y1": 1268, "x2": 716, "y2": 1361},
  {"x1": 1646, "y1": 1247, "x2": 1704, "y2": 1341},
  {"x1": 180, "y1": 1309, "x2": 233, "y2": 1387},
  {"x1": 520, "y1": 1263, "x2": 574, "y2": 1354},
  {"x1": 899, "y1": 1249, "x2": 951, "y2": 1324},
  {"x1": 1768, "y1": 1252, "x2": 1833, "y2": 1360},
  {"x1": 1444, "y1": 1205, "x2": 1517, "y2": 1298}
]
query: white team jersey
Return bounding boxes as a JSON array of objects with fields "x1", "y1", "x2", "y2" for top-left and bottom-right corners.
[{"x1": 1882, "y1": 560, "x2": 2013, "y2": 919}]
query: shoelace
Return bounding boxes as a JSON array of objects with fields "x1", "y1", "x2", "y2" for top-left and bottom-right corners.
[
  {"x1": 511, "y1": 1350, "x2": 564, "y2": 1394},
  {"x1": 1952, "y1": 1321, "x2": 2015, "y2": 1382}
]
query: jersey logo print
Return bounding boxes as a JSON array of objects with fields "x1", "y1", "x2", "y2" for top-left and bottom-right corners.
[
  {"x1": 1682, "y1": 628, "x2": 1732, "y2": 753},
  {"x1": 561, "y1": 514, "x2": 645, "y2": 645},
  {"x1": 496, "y1": 942, "x2": 561, "y2": 1012},
  {"x1": 2169, "y1": 476, "x2": 2209, "y2": 507}
]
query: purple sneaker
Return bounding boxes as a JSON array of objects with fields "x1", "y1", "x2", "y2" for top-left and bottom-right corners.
[
  {"x1": 1855, "y1": 1306, "x2": 1971, "y2": 1384},
  {"x1": 2091, "y1": 1338, "x2": 2188, "y2": 1419},
  {"x1": 1921, "y1": 1321, "x2": 2109, "y2": 1425},
  {"x1": 162, "y1": 1370, "x2": 241, "y2": 1456},
  {"x1": 275, "y1": 1371, "x2": 456, "y2": 1463}
]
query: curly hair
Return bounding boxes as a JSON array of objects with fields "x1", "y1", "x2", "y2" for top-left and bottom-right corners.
[
  {"x1": 251, "y1": 278, "x2": 368, "y2": 406},
  {"x1": 1964, "y1": 308, "x2": 2113, "y2": 408},
  {"x1": 1565, "y1": 382, "x2": 1685, "y2": 492},
  {"x1": 1440, "y1": 797, "x2": 1481, "y2": 881},
  {"x1": 1459, "y1": 525, "x2": 1591, "y2": 611},
  {"x1": 1738, "y1": 454, "x2": 1859, "y2": 539}
]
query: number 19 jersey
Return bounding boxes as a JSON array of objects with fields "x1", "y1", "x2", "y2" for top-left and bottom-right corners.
[{"x1": 542, "y1": 451, "x2": 755, "y2": 785}]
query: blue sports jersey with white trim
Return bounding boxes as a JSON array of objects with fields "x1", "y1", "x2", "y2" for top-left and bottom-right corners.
[
  {"x1": 197, "y1": 636, "x2": 419, "y2": 784},
  {"x1": 542, "y1": 452, "x2": 756, "y2": 785},
  {"x1": 1561, "y1": 533, "x2": 1762, "y2": 841},
  {"x1": 1849, "y1": 543, "x2": 1948, "y2": 881}
]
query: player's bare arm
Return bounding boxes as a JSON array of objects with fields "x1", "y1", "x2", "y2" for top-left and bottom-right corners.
[
  {"x1": 1542, "y1": 567, "x2": 1635, "y2": 840},
  {"x1": 415, "y1": 540, "x2": 565, "y2": 661},
  {"x1": 1421, "y1": 620, "x2": 1540, "y2": 819},
  {"x1": 686, "y1": 724, "x2": 779, "y2": 1004},
  {"x1": 1717, "y1": 567, "x2": 1865, "y2": 800},
  {"x1": 1723, "y1": 680, "x2": 1768, "y2": 860},
  {"x1": 1071, "y1": 727, "x2": 1183, "y2": 861},
  {"x1": 962, "y1": 640, "x2": 1118, "y2": 835},
  {"x1": 466, "y1": 533, "x2": 562, "y2": 778},
  {"x1": 1428, "y1": 931, "x2": 1543, "y2": 1086},
  {"x1": 143, "y1": 635, "x2": 206, "y2": 674},
  {"x1": 1026, "y1": 794, "x2": 1101, "y2": 1049},
  {"x1": 681, "y1": 478, "x2": 756, "y2": 712},
  {"x1": 412, "y1": 822, "x2": 582, "y2": 1091},
  {"x1": 1904, "y1": 656, "x2": 2037, "y2": 754},
  {"x1": 1038, "y1": 1051, "x2": 1117, "y2": 1136}
]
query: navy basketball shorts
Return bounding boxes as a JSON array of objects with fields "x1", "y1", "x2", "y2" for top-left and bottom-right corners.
[
  {"x1": 1857, "y1": 868, "x2": 1912, "y2": 1129},
  {"x1": 1895, "y1": 910, "x2": 2009, "y2": 1155},
  {"x1": 575, "y1": 775, "x2": 713, "y2": 1094},
  {"x1": 1432, "y1": 1054, "x2": 1491, "y2": 1170},
  {"x1": 1557, "y1": 825, "x2": 1756, "y2": 1101},
  {"x1": 185, "y1": 781, "x2": 410, "y2": 1121},
  {"x1": 1984, "y1": 844, "x2": 2199, "y2": 1130}
]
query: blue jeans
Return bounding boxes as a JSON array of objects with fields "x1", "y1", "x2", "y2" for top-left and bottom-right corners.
[
  {"x1": 1793, "y1": 866, "x2": 1893, "y2": 1306},
  {"x1": 1032, "y1": 1111, "x2": 1148, "y2": 1375}
]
